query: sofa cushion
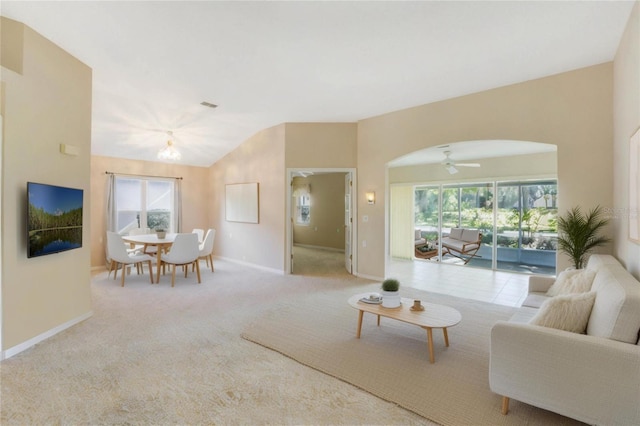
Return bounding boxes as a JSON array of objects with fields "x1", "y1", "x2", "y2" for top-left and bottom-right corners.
[
  {"x1": 546, "y1": 269, "x2": 595, "y2": 297},
  {"x1": 449, "y1": 228, "x2": 463, "y2": 240},
  {"x1": 461, "y1": 228, "x2": 480, "y2": 242},
  {"x1": 522, "y1": 292, "x2": 549, "y2": 309},
  {"x1": 530, "y1": 292, "x2": 596, "y2": 333},
  {"x1": 586, "y1": 254, "x2": 621, "y2": 271},
  {"x1": 587, "y1": 263, "x2": 640, "y2": 344}
]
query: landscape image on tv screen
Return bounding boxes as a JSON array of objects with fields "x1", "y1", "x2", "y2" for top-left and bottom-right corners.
[{"x1": 27, "y1": 182, "x2": 83, "y2": 258}]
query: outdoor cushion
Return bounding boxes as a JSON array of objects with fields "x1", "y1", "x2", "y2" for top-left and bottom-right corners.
[
  {"x1": 461, "y1": 229, "x2": 480, "y2": 242},
  {"x1": 449, "y1": 228, "x2": 463, "y2": 240}
]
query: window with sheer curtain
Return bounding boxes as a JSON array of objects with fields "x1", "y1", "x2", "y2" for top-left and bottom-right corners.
[
  {"x1": 111, "y1": 177, "x2": 178, "y2": 234},
  {"x1": 293, "y1": 183, "x2": 311, "y2": 225}
]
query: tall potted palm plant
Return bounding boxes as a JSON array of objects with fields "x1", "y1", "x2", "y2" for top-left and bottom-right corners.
[{"x1": 556, "y1": 205, "x2": 610, "y2": 269}]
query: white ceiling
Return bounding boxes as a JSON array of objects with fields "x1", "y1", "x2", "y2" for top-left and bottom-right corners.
[
  {"x1": 2, "y1": 1, "x2": 634, "y2": 167},
  {"x1": 387, "y1": 140, "x2": 558, "y2": 167}
]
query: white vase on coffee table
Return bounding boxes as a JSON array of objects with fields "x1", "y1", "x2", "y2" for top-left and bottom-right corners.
[{"x1": 381, "y1": 290, "x2": 401, "y2": 308}]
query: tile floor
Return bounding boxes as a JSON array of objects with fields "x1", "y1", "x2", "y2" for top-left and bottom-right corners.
[{"x1": 387, "y1": 258, "x2": 543, "y2": 307}]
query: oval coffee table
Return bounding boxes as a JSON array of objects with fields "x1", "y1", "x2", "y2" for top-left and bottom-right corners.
[{"x1": 348, "y1": 293, "x2": 462, "y2": 363}]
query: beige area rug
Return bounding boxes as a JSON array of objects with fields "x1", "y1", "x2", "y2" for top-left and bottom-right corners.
[{"x1": 242, "y1": 286, "x2": 585, "y2": 426}]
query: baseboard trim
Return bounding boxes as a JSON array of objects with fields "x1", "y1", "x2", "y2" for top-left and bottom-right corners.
[
  {"x1": 356, "y1": 272, "x2": 383, "y2": 281},
  {"x1": 214, "y1": 256, "x2": 284, "y2": 275},
  {"x1": 1, "y1": 311, "x2": 93, "y2": 360}
]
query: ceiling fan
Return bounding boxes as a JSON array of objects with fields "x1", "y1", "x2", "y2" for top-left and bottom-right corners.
[{"x1": 441, "y1": 151, "x2": 481, "y2": 174}]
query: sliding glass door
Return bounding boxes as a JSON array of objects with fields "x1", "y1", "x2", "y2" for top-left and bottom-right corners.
[
  {"x1": 415, "y1": 186, "x2": 440, "y2": 242},
  {"x1": 496, "y1": 181, "x2": 557, "y2": 273},
  {"x1": 413, "y1": 180, "x2": 557, "y2": 274}
]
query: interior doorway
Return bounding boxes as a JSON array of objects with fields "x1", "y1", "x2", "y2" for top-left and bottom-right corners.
[{"x1": 286, "y1": 168, "x2": 357, "y2": 276}]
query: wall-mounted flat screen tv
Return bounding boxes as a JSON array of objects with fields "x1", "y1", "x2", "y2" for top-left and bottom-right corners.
[{"x1": 27, "y1": 182, "x2": 83, "y2": 258}]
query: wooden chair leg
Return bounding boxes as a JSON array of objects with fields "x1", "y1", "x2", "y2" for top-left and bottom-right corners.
[
  {"x1": 121, "y1": 264, "x2": 126, "y2": 287},
  {"x1": 171, "y1": 264, "x2": 177, "y2": 287},
  {"x1": 501, "y1": 396, "x2": 509, "y2": 415},
  {"x1": 147, "y1": 261, "x2": 154, "y2": 284},
  {"x1": 209, "y1": 254, "x2": 214, "y2": 272},
  {"x1": 195, "y1": 259, "x2": 201, "y2": 283},
  {"x1": 108, "y1": 260, "x2": 114, "y2": 279}
]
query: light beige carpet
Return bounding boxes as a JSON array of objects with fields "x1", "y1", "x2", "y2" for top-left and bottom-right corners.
[
  {"x1": 292, "y1": 245, "x2": 350, "y2": 277},
  {"x1": 1, "y1": 260, "x2": 432, "y2": 425},
  {"x1": 242, "y1": 286, "x2": 585, "y2": 426}
]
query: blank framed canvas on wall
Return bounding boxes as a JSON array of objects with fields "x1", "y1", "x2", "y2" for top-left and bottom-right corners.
[{"x1": 225, "y1": 183, "x2": 259, "y2": 223}]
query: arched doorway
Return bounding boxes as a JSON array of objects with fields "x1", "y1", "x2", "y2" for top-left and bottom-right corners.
[{"x1": 387, "y1": 140, "x2": 558, "y2": 274}]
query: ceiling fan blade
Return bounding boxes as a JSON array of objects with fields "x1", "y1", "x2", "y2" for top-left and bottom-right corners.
[{"x1": 454, "y1": 163, "x2": 481, "y2": 167}]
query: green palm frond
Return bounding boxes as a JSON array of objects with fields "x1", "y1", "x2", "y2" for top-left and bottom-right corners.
[{"x1": 557, "y1": 206, "x2": 610, "y2": 269}]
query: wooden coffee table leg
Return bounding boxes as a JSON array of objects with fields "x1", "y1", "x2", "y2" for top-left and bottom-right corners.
[
  {"x1": 443, "y1": 327, "x2": 450, "y2": 346},
  {"x1": 377, "y1": 314, "x2": 380, "y2": 326},
  {"x1": 356, "y1": 310, "x2": 364, "y2": 338},
  {"x1": 426, "y1": 327, "x2": 435, "y2": 363}
]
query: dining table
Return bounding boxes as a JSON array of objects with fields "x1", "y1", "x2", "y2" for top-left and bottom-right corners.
[{"x1": 122, "y1": 233, "x2": 177, "y2": 284}]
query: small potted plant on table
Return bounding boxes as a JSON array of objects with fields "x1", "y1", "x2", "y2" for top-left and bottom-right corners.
[
  {"x1": 155, "y1": 228, "x2": 166, "y2": 239},
  {"x1": 381, "y1": 278, "x2": 401, "y2": 308}
]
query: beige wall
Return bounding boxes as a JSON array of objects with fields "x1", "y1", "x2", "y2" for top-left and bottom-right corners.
[
  {"x1": 613, "y1": 1, "x2": 640, "y2": 278},
  {"x1": 284, "y1": 122, "x2": 357, "y2": 168},
  {"x1": 204, "y1": 122, "x2": 356, "y2": 272},
  {"x1": 89, "y1": 122, "x2": 358, "y2": 272},
  {"x1": 208, "y1": 125, "x2": 286, "y2": 271},
  {"x1": 1, "y1": 18, "x2": 92, "y2": 351},
  {"x1": 293, "y1": 173, "x2": 346, "y2": 250},
  {"x1": 89, "y1": 155, "x2": 211, "y2": 268},
  {"x1": 358, "y1": 63, "x2": 614, "y2": 279}
]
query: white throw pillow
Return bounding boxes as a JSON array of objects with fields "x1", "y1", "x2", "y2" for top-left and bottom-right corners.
[
  {"x1": 529, "y1": 291, "x2": 596, "y2": 334},
  {"x1": 546, "y1": 269, "x2": 596, "y2": 296}
]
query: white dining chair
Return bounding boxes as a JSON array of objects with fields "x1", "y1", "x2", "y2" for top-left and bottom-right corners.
[
  {"x1": 196, "y1": 228, "x2": 216, "y2": 272},
  {"x1": 192, "y1": 228, "x2": 205, "y2": 244},
  {"x1": 160, "y1": 233, "x2": 201, "y2": 287},
  {"x1": 106, "y1": 231, "x2": 155, "y2": 286},
  {"x1": 126, "y1": 227, "x2": 149, "y2": 255}
]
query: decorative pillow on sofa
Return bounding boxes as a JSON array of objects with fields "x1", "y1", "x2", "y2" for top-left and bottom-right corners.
[
  {"x1": 529, "y1": 291, "x2": 596, "y2": 333},
  {"x1": 546, "y1": 269, "x2": 596, "y2": 296}
]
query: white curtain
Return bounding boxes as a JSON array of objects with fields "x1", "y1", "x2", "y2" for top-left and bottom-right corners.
[
  {"x1": 105, "y1": 174, "x2": 117, "y2": 266},
  {"x1": 174, "y1": 178, "x2": 183, "y2": 232},
  {"x1": 106, "y1": 174, "x2": 117, "y2": 232},
  {"x1": 390, "y1": 185, "x2": 414, "y2": 260}
]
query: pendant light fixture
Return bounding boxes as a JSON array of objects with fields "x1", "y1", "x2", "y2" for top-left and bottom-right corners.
[{"x1": 157, "y1": 131, "x2": 181, "y2": 161}]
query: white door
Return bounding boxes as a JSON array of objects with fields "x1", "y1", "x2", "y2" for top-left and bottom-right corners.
[{"x1": 344, "y1": 173, "x2": 352, "y2": 274}]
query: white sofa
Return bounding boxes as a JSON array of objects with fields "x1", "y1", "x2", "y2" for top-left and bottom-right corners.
[{"x1": 489, "y1": 255, "x2": 640, "y2": 425}]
